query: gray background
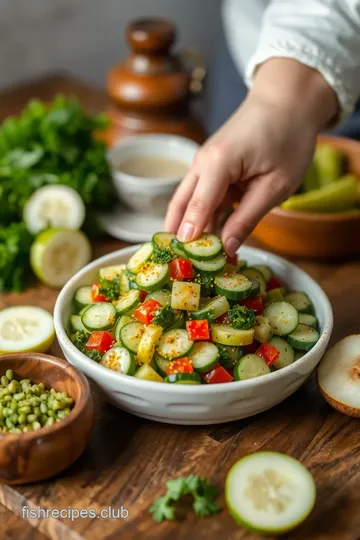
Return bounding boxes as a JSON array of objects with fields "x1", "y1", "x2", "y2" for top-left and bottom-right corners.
[{"x1": 1, "y1": 0, "x2": 222, "y2": 107}]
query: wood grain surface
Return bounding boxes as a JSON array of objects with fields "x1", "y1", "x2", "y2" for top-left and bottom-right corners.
[{"x1": 0, "y1": 76, "x2": 360, "y2": 540}]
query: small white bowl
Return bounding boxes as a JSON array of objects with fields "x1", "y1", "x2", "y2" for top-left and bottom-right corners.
[
  {"x1": 107, "y1": 134, "x2": 199, "y2": 216},
  {"x1": 54, "y1": 245, "x2": 333, "y2": 426}
]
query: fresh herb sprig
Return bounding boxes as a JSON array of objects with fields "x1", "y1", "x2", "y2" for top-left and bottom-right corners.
[
  {"x1": 149, "y1": 474, "x2": 221, "y2": 522},
  {"x1": 99, "y1": 276, "x2": 121, "y2": 301},
  {"x1": 151, "y1": 245, "x2": 173, "y2": 265},
  {"x1": 228, "y1": 304, "x2": 256, "y2": 330},
  {"x1": 72, "y1": 331, "x2": 102, "y2": 362}
]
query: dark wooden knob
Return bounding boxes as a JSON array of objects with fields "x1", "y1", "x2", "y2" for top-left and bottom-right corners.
[{"x1": 127, "y1": 18, "x2": 175, "y2": 54}]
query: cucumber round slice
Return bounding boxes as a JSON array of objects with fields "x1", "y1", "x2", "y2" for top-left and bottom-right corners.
[
  {"x1": 241, "y1": 268, "x2": 266, "y2": 296},
  {"x1": 114, "y1": 315, "x2": 134, "y2": 342},
  {"x1": 225, "y1": 452, "x2": 316, "y2": 535},
  {"x1": 120, "y1": 321, "x2": 145, "y2": 353},
  {"x1": 70, "y1": 314, "x2": 88, "y2": 333},
  {"x1": 214, "y1": 273, "x2": 252, "y2": 300},
  {"x1": 298, "y1": 313, "x2": 318, "y2": 330},
  {"x1": 152, "y1": 232, "x2": 175, "y2": 250},
  {"x1": 99, "y1": 265, "x2": 125, "y2": 281},
  {"x1": 157, "y1": 329, "x2": 194, "y2": 359},
  {"x1": 287, "y1": 324, "x2": 319, "y2": 351},
  {"x1": 263, "y1": 301, "x2": 299, "y2": 336},
  {"x1": 165, "y1": 373, "x2": 202, "y2": 384},
  {"x1": 211, "y1": 324, "x2": 254, "y2": 346},
  {"x1": 101, "y1": 346, "x2": 136, "y2": 375},
  {"x1": 252, "y1": 264, "x2": 273, "y2": 282},
  {"x1": 136, "y1": 263, "x2": 170, "y2": 292},
  {"x1": 154, "y1": 354, "x2": 170, "y2": 377},
  {"x1": 127, "y1": 242, "x2": 154, "y2": 274},
  {"x1": 147, "y1": 289, "x2": 171, "y2": 307},
  {"x1": 170, "y1": 238, "x2": 186, "y2": 257},
  {"x1": 81, "y1": 302, "x2": 116, "y2": 331},
  {"x1": 114, "y1": 289, "x2": 141, "y2": 315},
  {"x1": 234, "y1": 354, "x2": 270, "y2": 380},
  {"x1": 285, "y1": 292, "x2": 313, "y2": 314},
  {"x1": 125, "y1": 270, "x2": 138, "y2": 290},
  {"x1": 74, "y1": 286, "x2": 94, "y2": 310},
  {"x1": 188, "y1": 341, "x2": 219, "y2": 372},
  {"x1": 119, "y1": 271, "x2": 131, "y2": 295},
  {"x1": 248, "y1": 280, "x2": 260, "y2": 297},
  {"x1": 190, "y1": 253, "x2": 226, "y2": 274},
  {"x1": 183, "y1": 233, "x2": 223, "y2": 261},
  {"x1": 189, "y1": 296, "x2": 230, "y2": 322},
  {"x1": 269, "y1": 336, "x2": 295, "y2": 370}
]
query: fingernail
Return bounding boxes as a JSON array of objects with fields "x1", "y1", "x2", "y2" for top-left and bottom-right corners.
[
  {"x1": 178, "y1": 222, "x2": 194, "y2": 242},
  {"x1": 225, "y1": 236, "x2": 240, "y2": 256}
]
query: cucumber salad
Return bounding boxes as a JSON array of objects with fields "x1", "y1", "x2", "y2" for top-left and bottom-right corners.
[{"x1": 69, "y1": 233, "x2": 320, "y2": 384}]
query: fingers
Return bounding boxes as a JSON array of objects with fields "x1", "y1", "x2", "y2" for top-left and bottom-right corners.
[
  {"x1": 177, "y1": 146, "x2": 230, "y2": 242},
  {"x1": 164, "y1": 169, "x2": 199, "y2": 233},
  {"x1": 221, "y1": 173, "x2": 290, "y2": 255}
]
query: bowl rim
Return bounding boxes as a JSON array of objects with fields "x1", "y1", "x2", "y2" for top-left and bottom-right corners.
[
  {"x1": 0, "y1": 352, "x2": 92, "y2": 440},
  {"x1": 54, "y1": 244, "x2": 333, "y2": 394}
]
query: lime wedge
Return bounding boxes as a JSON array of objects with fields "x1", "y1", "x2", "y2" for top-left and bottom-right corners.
[
  {"x1": 0, "y1": 306, "x2": 55, "y2": 353},
  {"x1": 30, "y1": 228, "x2": 91, "y2": 288},
  {"x1": 225, "y1": 452, "x2": 316, "y2": 535}
]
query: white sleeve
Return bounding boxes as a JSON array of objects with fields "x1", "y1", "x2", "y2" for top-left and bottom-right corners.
[{"x1": 245, "y1": 0, "x2": 360, "y2": 122}]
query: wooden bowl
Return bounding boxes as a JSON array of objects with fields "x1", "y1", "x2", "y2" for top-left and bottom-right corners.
[
  {"x1": 252, "y1": 135, "x2": 360, "y2": 259},
  {"x1": 0, "y1": 353, "x2": 94, "y2": 484}
]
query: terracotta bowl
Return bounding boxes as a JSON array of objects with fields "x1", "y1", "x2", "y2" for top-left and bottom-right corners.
[
  {"x1": 0, "y1": 353, "x2": 94, "y2": 484},
  {"x1": 252, "y1": 135, "x2": 360, "y2": 259}
]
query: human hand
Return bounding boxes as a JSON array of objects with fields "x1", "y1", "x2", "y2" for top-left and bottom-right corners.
[{"x1": 164, "y1": 59, "x2": 338, "y2": 255}]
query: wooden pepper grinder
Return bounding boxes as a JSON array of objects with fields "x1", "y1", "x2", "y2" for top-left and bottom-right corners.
[{"x1": 104, "y1": 18, "x2": 207, "y2": 146}]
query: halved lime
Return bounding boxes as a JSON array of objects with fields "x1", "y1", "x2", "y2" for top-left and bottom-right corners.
[
  {"x1": 30, "y1": 228, "x2": 91, "y2": 288},
  {"x1": 225, "y1": 452, "x2": 316, "y2": 535},
  {"x1": 0, "y1": 306, "x2": 55, "y2": 353}
]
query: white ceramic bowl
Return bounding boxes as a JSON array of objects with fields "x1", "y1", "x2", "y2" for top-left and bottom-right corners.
[
  {"x1": 107, "y1": 134, "x2": 199, "y2": 216},
  {"x1": 54, "y1": 245, "x2": 333, "y2": 425}
]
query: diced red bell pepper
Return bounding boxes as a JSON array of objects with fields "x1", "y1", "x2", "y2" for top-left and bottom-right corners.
[
  {"x1": 134, "y1": 299, "x2": 161, "y2": 325},
  {"x1": 169, "y1": 258, "x2": 194, "y2": 280},
  {"x1": 91, "y1": 283, "x2": 107, "y2": 303},
  {"x1": 216, "y1": 313, "x2": 229, "y2": 324},
  {"x1": 267, "y1": 276, "x2": 282, "y2": 291},
  {"x1": 86, "y1": 331, "x2": 114, "y2": 353},
  {"x1": 239, "y1": 296, "x2": 264, "y2": 315},
  {"x1": 203, "y1": 364, "x2": 233, "y2": 384},
  {"x1": 242, "y1": 341, "x2": 260, "y2": 355},
  {"x1": 226, "y1": 253, "x2": 238, "y2": 265},
  {"x1": 186, "y1": 319, "x2": 210, "y2": 341},
  {"x1": 256, "y1": 342, "x2": 280, "y2": 366},
  {"x1": 166, "y1": 357, "x2": 194, "y2": 375},
  {"x1": 139, "y1": 290, "x2": 148, "y2": 302}
]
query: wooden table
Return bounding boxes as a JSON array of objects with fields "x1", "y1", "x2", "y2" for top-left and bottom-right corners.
[{"x1": 1, "y1": 75, "x2": 360, "y2": 540}]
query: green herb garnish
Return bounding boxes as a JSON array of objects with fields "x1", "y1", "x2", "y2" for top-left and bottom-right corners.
[
  {"x1": 71, "y1": 330, "x2": 102, "y2": 362},
  {"x1": 228, "y1": 304, "x2": 256, "y2": 330},
  {"x1": 152, "y1": 305, "x2": 175, "y2": 328},
  {"x1": 99, "y1": 276, "x2": 121, "y2": 301},
  {"x1": 194, "y1": 272, "x2": 214, "y2": 297},
  {"x1": 151, "y1": 245, "x2": 173, "y2": 265},
  {"x1": 0, "y1": 222, "x2": 33, "y2": 292}
]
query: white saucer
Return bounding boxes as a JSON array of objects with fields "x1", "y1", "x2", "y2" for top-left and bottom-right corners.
[{"x1": 99, "y1": 204, "x2": 165, "y2": 243}]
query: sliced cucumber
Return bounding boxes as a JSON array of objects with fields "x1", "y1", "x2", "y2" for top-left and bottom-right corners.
[
  {"x1": 157, "y1": 329, "x2": 194, "y2": 359},
  {"x1": 189, "y1": 296, "x2": 230, "y2": 322},
  {"x1": 253, "y1": 264, "x2": 273, "y2": 282},
  {"x1": 154, "y1": 354, "x2": 170, "y2": 377},
  {"x1": 183, "y1": 233, "x2": 223, "y2": 261},
  {"x1": 125, "y1": 270, "x2": 138, "y2": 289},
  {"x1": 269, "y1": 336, "x2": 295, "y2": 370},
  {"x1": 214, "y1": 273, "x2": 252, "y2": 301},
  {"x1": 152, "y1": 232, "x2": 176, "y2": 250},
  {"x1": 298, "y1": 313, "x2": 318, "y2": 330},
  {"x1": 170, "y1": 238, "x2": 186, "y2": 257},
  {"x1": 136, "y1": 262, "x2": 170, "y2": 292},
  {"x1": 134, "y1": 364, "x2": 164, "y2": 382},
  {"x1": 287, "y1": 324, "x2": 319, "y2": 351},
  {"x1": 81, "y1": 303, "x2": 116, "y2": 331},
  {"x1": 137, "y1": 324, "x2": 163, "y2": 364},
  {"x1": 114, "y1": 289, "x2": 141, "y2": 315},
  {"x1": 120, "y1": 321, "x2": 145, "y2": 353},
  {"x1": 188, "y1": 341, "x2": 219, "y2": 372},
  {"x1": 70, "y1": 314, "x2": 88, "y2": 333},
  {"x1": 263, "y1": 301, "x2": 299, "y2": 336},
  {"x1": 190, "y1": 253, "x2": 226, "y2": 274},
  {"x1": 100, "y1": 346, "x2": 136, "y2": 375},
  {"x1": 74, "y1": 286, "x2": 94, "y2": 310},
  {"x1": 285, "y1": 292, "x2": 313, "y2": 314},
  {"x1": 165, "y1": 373, "x2": 202, "y2": 384},
  {"x1": 147, "y1": 289, "x2": 171, "y2": 307},
  {"x1": 241, "y1": 268, "x2": 267, "y2": 296},
  {"x1": 114, "y1": 315, "x2": 134, "y2": 341},
  {"x1": 225, "y1": 452, "x2": 316, "y2": 535},
  {"x1": 170, "y1": 281, "x2": 201, "y2": 311},
  {"x1": 127, "y1": 242, "x2": 154, "y2": 274},
  {"x1": 211, "y1": 324, "x2": 254, "y2": 346},
  {"x1": 248, "y1": 280, "x2": 260, "y2": 297},
  {"x1": 119, "y1": 271, "x2": 131, "y2": 295},
  {"x1": 253, "y1": 315, "x2": 273, "y2": 343},
  {"x1": 99, "y1": 265, "x2": 125, "y2": 281},
  {"x1": 234, "y1": 354, "x2": 271, "y2": 380},
  {"x1": 167, "y1": 311, "x2": 185, "y2": 331},
  {"x1": 218, "y1": 344, "x2": 243, "y2": 369}
]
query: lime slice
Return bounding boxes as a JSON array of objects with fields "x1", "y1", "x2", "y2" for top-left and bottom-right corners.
[
  {"x1": 0, "y1": 306, "x2": 55, "y2": 353},
  {"x1": 225, "y1": 452, "x2": 316, "y2": 535},
  {"x1": 30, "y1": 228, "x2": 91, "y2": 288},
  {"x1": 24, "y1": 185, "x2": 86, "y2": 235}
]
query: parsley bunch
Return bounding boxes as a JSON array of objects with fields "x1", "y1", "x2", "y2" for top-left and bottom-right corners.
[
  {"x1": 228, "y1": 304, "x2": 256, "y2": 330},
  {"x1": 149, "y1": 474, "x2": 221, "y2": 522}
]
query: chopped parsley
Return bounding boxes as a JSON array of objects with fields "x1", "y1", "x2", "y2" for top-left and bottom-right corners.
[
  {"x1": 151, "y1": 245, "x2": 173, "y2": 265},
  {"x1": 217, "y1": 344, "x2": 242, "y2": 369},
  {"x1": 152, "y1": 305, "x2": 175, "y2": 328},
  {"x1": 194, "y1": 272, "x2": 214, "y2": 297},
  {"x1": 228, "y1": 304, "x2": 256, "y2": 330},
  {"x1": 99, "y1": 276, "x2": 121, "y2": 301},
  {"x1": 71, "y1": 330, "x2": 102, "y2": 362}
]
